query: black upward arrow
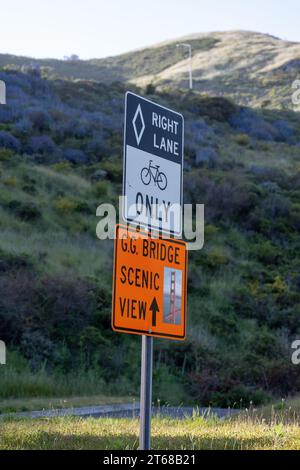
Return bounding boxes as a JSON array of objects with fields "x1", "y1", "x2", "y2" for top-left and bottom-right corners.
[{"x1": 150, "y1": 297, "x2": 159, "y2": 328}]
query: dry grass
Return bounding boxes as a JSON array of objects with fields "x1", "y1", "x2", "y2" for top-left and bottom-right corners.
[
  {"x1": 132, "y1": 31, "x2": 300, "y2": 109},
  {"x1": 1, "y1": 413, "x2": 300, "y2": 450}
]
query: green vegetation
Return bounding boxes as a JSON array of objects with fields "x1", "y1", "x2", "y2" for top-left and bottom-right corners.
[
  {"x1": 1, "y1": 412, "x2": 300, "y2": 450},
  {"x1": 0, "y1": 352, "x2": 108, "y2": 401},
  {"x1": 0, "y1": 45, "x2": 300, "y2": 412}
]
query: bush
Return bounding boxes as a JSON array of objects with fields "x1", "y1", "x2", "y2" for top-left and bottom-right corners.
[
  {"x1": 262, "y1": 194, "x2": 290, "y2": 219},
  {"x1": 6, "y1": 200, "x2": 41, "y2": 221},
  {"x1": 101, "y1": 160, "x2": 123, "y2": 182},
  {"x1": 0, "y1": 105, "x2": 19, "y2": 123},
  {"x1": 0, "y1": 250, "x2": 35, "y2": 273},
  {"x1": 63, "y1": 148, "x2": 89, "y2": 164},
  {"x1": 230, "y1": 108, "x2": 276, "y2": 141},
  {"x1": 0, "y1": 148, "x2": 14, "y2": 161},
  {"x1": 26, "y1": 108, "x2": 52, "y2": 132},
  {"x1": 186, "y1": 95, "x2": 237, "y2": 122},
  {"x1": 65, "y1": 119, "x2": 92, "y2": 139},
  {"x1": 235, "y1": 133, "x2": 250, "y2": 146},
  {"x1": 186, "y1": 119, "x2": 215, "y2": 144},
  {"x1": 248, "y1": 240, "x2": 281, "y2": 264},
  {"x1": 208, "y1": 308, "x2": 238, "y2": 337},
  {"x1": 0, "y1": 131, "x2": 21, "y2": 152},
  {"x1": 27, "y1": 135, "x2": 57, "y2": 155},
  {"x1": 14, "y1": 117, "x2": 33, "y2": 136},
  {"x1": 3, "y1": 177, "x2": 17, "y2": 187},
  {"x1": 94, "y1": 181, "x2": 109, "y2": 197},
  {"x1": 210, "y1": 386, "x2": 269, "y2": 408},
  {"x1": 145, "y1": 83, "x2": 156, "y2": 95},
  {"x1": 53, "y1": 197, "x2": 78, "y2": 214},
  {"x1": 197, "y1": 247, "x2": 229, "y2": 270},
  {"x1": 51, "y1": 161, "x2": 71, "y2": 172},
  {"x1": 91, "y1": 169, "x2": 108, "y2": 181},
  {"x1": 273, "y1": 120, "x2": 294, "y2": 142},
  {"x1": 267, "y1": 276, "x2": 287, "y2": 294},
  {"x1": 195, "y1": 147, "x2": 218, "y2": 168},
  {"x1": 86, "y1": 138, "x2": 106, "y2": 159},
  {"x1": 197, "y1": 177, "x2": 260, "y2": 223},
  {"x1": 20, "y1": 331, "x2": 58, "y2": 369}
]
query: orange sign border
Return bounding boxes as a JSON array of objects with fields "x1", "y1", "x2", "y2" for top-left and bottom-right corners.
[{"x1": 112, "y1": 224, "x2": 188, "y2": 341}]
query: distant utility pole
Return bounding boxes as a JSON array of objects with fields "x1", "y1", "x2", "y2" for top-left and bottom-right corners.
[
  {"x1": 176, "y1": 43, "x2": 193, "y2": 90},
  {"x1": 0, "y1": 80, "x2": 6, "y2": 104}
]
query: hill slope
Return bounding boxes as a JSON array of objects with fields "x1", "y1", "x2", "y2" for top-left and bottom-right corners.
[
  {"x1": 0, "y1": 63, "x2": 300, "y2": 406},
  {"x1": 1, "y1": 31, "x2": 300, "y2": 109}
]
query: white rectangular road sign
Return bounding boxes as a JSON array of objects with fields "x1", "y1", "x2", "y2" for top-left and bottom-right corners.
[{"x1": 123, "y1": 92, "x2": 184, "y2": 236}]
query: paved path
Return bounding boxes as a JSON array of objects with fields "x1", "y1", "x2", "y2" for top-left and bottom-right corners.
[
  {"x1": 3, "y1": 403, "x2": 139, "y2": 420},
  {"x1": 92, "y1": 406, "x2": 240, "y2": 420},
  {"x1": 2, "y1": 403, "x2": 240, "y2": 420}
]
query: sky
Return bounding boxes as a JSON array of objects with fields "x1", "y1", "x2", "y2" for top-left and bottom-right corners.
[{"x1": 1, "y1": 0, "x2": 300, "y2": 60}]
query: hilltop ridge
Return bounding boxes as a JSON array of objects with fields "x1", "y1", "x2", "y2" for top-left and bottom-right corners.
[{"x1": 0, "y1": 31, "x2": 299, "y2": 109}]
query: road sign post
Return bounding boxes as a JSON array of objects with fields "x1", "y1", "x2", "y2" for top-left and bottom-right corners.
[
  {"x1": 139, "y1": 335, "x2": 153, "y2": 450},
  {"x1": 112, "y1": 224, "x2": 187, "y2": 449},
  {"x1": 112, "y1": 92, "x2": 186, "y2": 450}
]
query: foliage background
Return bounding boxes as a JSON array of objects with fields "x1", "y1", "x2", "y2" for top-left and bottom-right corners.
[{"x1": 0, "y1": 32, "x2": 300, "y2": 407}]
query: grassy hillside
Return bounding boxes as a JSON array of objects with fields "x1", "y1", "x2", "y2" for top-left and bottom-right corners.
[
  {"x1": 1, "y1": 31, "x2": 300, "y2": 109},
  {"x1": 2, "y1": 412, "x2": 300, "y2": 450},
  {"x1": 0, "y1": 58, "x2": 300, "y2": 408}
]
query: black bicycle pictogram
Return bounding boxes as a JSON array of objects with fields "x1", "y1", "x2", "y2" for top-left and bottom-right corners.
[{"x1": 140, "y1": 160, "x2": 168, "y2": 191}]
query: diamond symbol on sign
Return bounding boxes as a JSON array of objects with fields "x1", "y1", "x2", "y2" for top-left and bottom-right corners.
[{"x1": 132, "y1": 104, "x2": 145, "y2": 145}]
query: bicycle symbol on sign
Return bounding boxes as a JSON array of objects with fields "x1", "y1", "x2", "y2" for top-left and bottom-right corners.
[{"x1": 140, "y1": 160, "x2": 168, "y2": 191}]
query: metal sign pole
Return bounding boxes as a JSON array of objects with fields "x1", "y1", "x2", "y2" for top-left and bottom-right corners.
[{"x1": 139, "y1": 334, "x2": 153, "y2": 450}]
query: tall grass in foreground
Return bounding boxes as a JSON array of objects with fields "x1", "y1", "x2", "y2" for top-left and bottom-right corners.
[{"x1": 1, "y1": 413, "x2": 300, "y2": 450}]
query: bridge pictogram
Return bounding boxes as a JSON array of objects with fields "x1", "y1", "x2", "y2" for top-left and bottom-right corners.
[{"x1": 164, "y1": 271, "x2": 181, "y2": 324}]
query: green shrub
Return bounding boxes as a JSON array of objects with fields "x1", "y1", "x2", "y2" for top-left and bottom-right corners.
[
  {"x1": 0, "y1": 249, "x2": 35, "y2": 271},
  {"x1": 235, "y1": 133, "x2": 250, "y2": 146},
  {"x1": 22, "y1": 183, "x2": 36, "y2": 195},
  {"x1": 94, "y1": 180, "x2": 109, "y2": 197},
  {"x1": 52, "y1": 162, "x2": 71, "y2": 172},
  {"x1": 75, "y1": 201, "x2": 91, "y2": 214},
  {"x1": 267, "y1": 276, "x2": 287, "y2": 294},
  {"x1": 3, "y1": 176, "x2": 17, "y2": 187},
  {"x1": 208, "y1": 308, "x2": 238, "y2": 336},
  {"x1": 249, "y1": 240, "x2": 280, "y2": 264},
  {"x1": 153, "y1": 365, "x2": 187, "y2": 405},
  {"x1": 259, "y1": 142, "x2": 271, "y2": 151},
  {"x1": 0, "y1": 148, "x2": 14, "y2": 161},
  {"x1": 7, "y1": 200, "x2": 41, "y2": 221},
  {"x1": 197, "y1": 247, "x2": 230, "y2": 270},
  {"x1": 101, "y1": 160, "x2": 122, "y2": 182},
  {"x1": 210, "y1": 386, "x2": 270, "y2": 408},
  {"x1": 205, "y1": 224, "x2": 220, "y2": 238},
  {"x1": 53, "y1": 197, "x2": 78, "y2": 214},
  {"x1": 182, "y1": 94, "x2": 237, "y2": 122}
]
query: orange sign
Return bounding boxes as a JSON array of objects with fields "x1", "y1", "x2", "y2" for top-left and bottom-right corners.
[{"x1": 112, "y1": 224, "x2": 188, "y2": 340}]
